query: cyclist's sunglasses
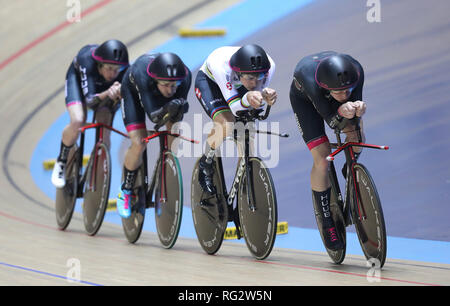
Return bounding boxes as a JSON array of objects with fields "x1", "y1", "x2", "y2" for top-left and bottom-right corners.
[
  {"x1": 102, "y1": 63, "x2": 122, "y2": 72},
  {"x1": 238, "y1": 72, "x2": 266, "y2": 81},
  {"x1": 156, "y1": 79, "x2": 182, "y2": 86},
  {"x1": 330, "y1": 85, "x2": 355, "y2": 94}
]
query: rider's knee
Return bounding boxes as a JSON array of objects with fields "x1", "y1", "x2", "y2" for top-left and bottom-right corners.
[
  {"x1": 130, "y1": 136, "x2": 146, "y2": 154},
  {"x1": 69, "y1": 116, "x2": 85, "y2": 130},
  {"x1": 313, "y1": 156, "x2": 329, "y2": 173},
  {"x1": 214, "y1": 112, "x2": 235, "y2": 134},
  {"x1": 311, "y1": 148, "x2": 331, "y2": 174},
  {"x1": 96, "y1": 107, "x2": 113, "y2": 123}
]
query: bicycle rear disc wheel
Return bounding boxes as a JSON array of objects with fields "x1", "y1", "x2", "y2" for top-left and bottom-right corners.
[
  {"x1": 121, "y1": 166, "x2": 146, "y2": 243},
  {"x1": 352, "y1": 163, "x2": 387, "y2": 268},
  {"x1": 238, "y1": 157, "x2": 278, "y2": 260},
  {"x1": 191, "y1": 157, "x2": 228, "y2": 255},
  {"x1": 82, "y1": 143, "x2": 111, "y2": 236},
  {"x1": 154, "y1": 151, "x2": 183, "y2": 249},
  {"x1": 55, "y1": 145, "x2": 79, "y2": 230}
]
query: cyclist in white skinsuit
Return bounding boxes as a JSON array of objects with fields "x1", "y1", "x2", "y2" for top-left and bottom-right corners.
[{"x1": 194, "y1": 44, "x2": 277, "y2": 194}]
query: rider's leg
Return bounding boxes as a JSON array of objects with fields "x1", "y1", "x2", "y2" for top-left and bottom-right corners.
[
  {"x1": 310, "y1": 141, "x2": 332, "y2": 190},
  {"x1": 310, "y1": 141, "x2": 334, "y2": 226},
  {"x1": 52, "y1": 63, "x2": 86, "y2": 188},
  {"x1": 290, "y1": 81, "x2": 343, "y2": 250},
  {"x1": 194, "y1": 70, "x2": 235, "y2": 194},
  {"x1": 117, "y1": 73, "x2": 146, "y2": 218},
  {"x1": 116, "y1": 128, "x2": 146, "y2": 219},
  {"x1": 206, "y1": 111, "x2": 235, "y2": 158},
  {"x1": 52, "y1": 102, "x2": 85, "y2": 188},
  {"x1": 199, "y1": 111, "x2": 235, "y2": 194},
  {"x1": 61, "y1": 103, "x2": 85, "y2": 149},
  {"x1": 120, "y1": 70, "x2": 148, "y2": 191},
  {"x1": 310, "y1": 141, "x2": 344, "y2": 250},
  {"x1": 94, "y1": 106, "x2": 114, "y2": 149},
  {"x1": 59, "y1": 63, "x2": 85, "y2": 161},
  {"x1": 123, "y1": 128, "x2": 147, "y2": 188}
]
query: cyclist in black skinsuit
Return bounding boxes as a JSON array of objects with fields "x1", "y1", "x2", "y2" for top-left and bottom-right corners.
[
  {"x1": 117, "y1": 52, "x2": 191, "y2": 218},
  {"x1": 51, "y1": 39, "x2": 129, "y2": 188},
  {"x1": 289, "y1": 51, "x2": 367, "y2": 251}
]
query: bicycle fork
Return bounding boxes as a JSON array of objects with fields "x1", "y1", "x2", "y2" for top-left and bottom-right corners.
[
  {"x1": 158, "y1": 134, "x2": 169, "y2": 204},
  {"x1": 244, "y1": 129, "x2": 257, "y2": 212}
]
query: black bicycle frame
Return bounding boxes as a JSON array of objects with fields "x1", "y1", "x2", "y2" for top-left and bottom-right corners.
[{"x1": 213, "y1": 106, "x2": 288, "y2": 239}]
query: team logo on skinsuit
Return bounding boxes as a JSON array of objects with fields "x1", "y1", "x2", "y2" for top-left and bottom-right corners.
[
  {"x1": 195, "y1": 88, "x2": 202, "y2": 99},
  {"x1": 226, "y1": 82, "x2": 232, "y2": 90}
]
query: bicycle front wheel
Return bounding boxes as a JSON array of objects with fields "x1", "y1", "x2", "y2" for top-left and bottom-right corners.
[
  {"x1": 55, "y1": 145, "x2": 79, "y2": 230},
  {"x1": 238, "y1": 157, "x2": 278, "y2": 260},
  {"x1": 352, "y1": 163, "x2": 387, "y2": 268},
  {"x1": 82, "y1": 143, "x2": 111, "y2": 236},
  {"x1": 154, "y1": 151, "x2": 183, "y2": 249}
]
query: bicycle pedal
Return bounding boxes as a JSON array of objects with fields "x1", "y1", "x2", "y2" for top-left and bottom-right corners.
[{"x1": 146, "y1": 201, "x2": 155, "y2": 208}]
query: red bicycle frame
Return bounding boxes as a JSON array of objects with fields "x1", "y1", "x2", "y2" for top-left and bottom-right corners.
[
  {"x1": 141, "y1": 129, "x2": 198, "y2": 203},
  {"x1": 79, "y1": 122, "x2": 129, "y2": 192},
  {"x1": 326, "y1": 120, "x2": 389, "y2": 221}
]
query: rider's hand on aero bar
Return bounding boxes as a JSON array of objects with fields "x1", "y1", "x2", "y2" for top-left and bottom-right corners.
[
  {"x1": 150, "y1": 99, "x2": 187, "y2": 124},
  {"x1": 235, "y1": 105, "x2": 272, "y2": 121},
  {"x1": 166, "y1": 98, "x2": 188, "y2": 122}
]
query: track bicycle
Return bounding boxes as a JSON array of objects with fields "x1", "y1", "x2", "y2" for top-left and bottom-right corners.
[
  {"x1": 191, "y1": 106, "x2": 288, "y2": 260},
  {"x1": 121, "y1": 114, "x2": 198, "y2": 248},
  {"x1": 55, "y1": 104, "x2": 127, "y2": 235},
  {"x1": 315, "y1": 117, "x2": 389, "y2": 268}
]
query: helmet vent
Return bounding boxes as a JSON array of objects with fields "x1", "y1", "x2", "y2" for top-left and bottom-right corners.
[
  {"x1": 113, "y1": 50, "x2": 122, "y2": 61},
  {"x1": 250, "y1": 55, "x2": 262, "y2": 69},
  {"x1": 337, "y1": 71, "x2": 350, "y2": 86},
  {"x1": 166, "y1": 65, "x2": 177, "y2": 77}
]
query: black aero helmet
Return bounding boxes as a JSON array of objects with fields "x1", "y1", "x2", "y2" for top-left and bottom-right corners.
[
  {"x1": 92, "y1": 39, "x2": 129, "y2": 66},
  {"x1": 147, "y1": 52, "x2": 187, "y2": 80},
  {"x1": 229, "y1": 44, "x2": 271, "y2": 73},
  {"x1": 315, "y1": 54, "x2": 360, "y2": 90}
]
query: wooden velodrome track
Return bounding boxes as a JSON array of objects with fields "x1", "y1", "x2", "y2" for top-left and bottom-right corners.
[{"x1": 1, "y1": 0, "x2": 449, "y2": 286}]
